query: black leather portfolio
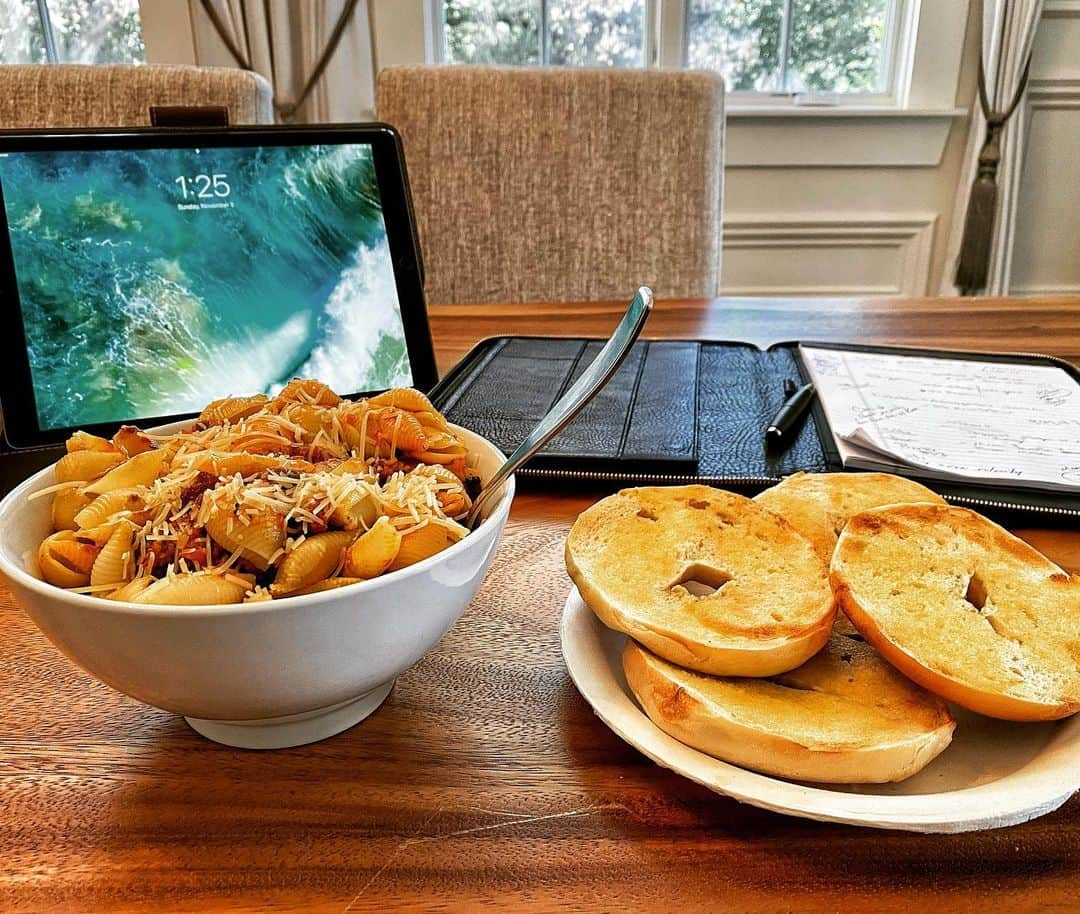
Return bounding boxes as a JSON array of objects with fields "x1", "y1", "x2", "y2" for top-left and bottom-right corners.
[{"x1": 429, "y1": 336, "x2": 1080, "y2": 523}]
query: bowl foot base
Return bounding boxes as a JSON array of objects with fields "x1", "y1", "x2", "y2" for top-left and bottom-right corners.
[{"x1": 184, "y1": 679, "x2": 395, "y2": 749}]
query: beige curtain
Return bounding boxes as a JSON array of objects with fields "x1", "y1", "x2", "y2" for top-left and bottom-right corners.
[
  {"x1": 189, "y1": 0, "x2": 375, "y2": 123},
  {"x1": 940, "y1": 0, "x2": 1044, "y2": 295}
]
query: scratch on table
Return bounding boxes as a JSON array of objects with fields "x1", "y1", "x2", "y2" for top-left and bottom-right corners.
[{"x1": 342, "y1": 803, "x2": 613, "y2": 910}]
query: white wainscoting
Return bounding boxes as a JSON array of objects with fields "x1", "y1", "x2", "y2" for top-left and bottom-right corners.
[
  {"x1": 1007, "y1": 0, "x2": 1080, "y2": 296},
  {"x1": 720, "y1": 214, "x2": 938, "y2": 297}
]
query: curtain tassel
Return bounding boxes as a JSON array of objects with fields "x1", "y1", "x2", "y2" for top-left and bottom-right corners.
[{"x1": 954, "y1": 118, "x2": 1004, "y2": 296}]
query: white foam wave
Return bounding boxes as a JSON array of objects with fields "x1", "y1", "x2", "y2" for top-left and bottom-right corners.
[
  {"x1": 183, "y1": 312, "x2": 313, "y2": 404},
  {"x1": 294, "y1": 236, "x2": 411, "y2": 391}
]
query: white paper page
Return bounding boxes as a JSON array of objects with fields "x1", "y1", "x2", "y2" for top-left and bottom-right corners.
[{"x1": 798, "y1": 345, "x2": 1080, "y2": 492}]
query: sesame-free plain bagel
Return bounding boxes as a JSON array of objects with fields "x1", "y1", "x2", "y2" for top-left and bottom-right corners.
[
  {"x1": 565, "y1": 486, "x2": 835, "y2": 677},
  {"x1": 623, "y1": 636, "x2": 955, "y2": 783},
  {"x1": 755, "y1": 471, "x2": 945, "y2": 562},
  {"x1": 831, "y1": 503, "x2": 1080, "y2": 721}
]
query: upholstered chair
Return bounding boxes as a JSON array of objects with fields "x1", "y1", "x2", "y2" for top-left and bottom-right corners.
[
  {"x1": 0, "y1": 64, "x2": 273, "y2": 128},
  {"x1": 377, "y1": 66, "x2": 724, "y2": 305}
]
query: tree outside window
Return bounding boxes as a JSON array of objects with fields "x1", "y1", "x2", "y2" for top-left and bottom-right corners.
[
  {"x1": 439, "y1": 0, "x2": 895, "y2": 96},
  {"x1": 0, "y1": 0, "x2": 144, "y2": 65}
]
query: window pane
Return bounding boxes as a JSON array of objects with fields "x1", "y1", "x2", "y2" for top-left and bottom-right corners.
[
  {"x1": 547, "y1": 0, "x2": 645, "y2": 68},
  {"x1": 686, "y1": 0, "x2": 784, "y2": 92},
  {"x1": 443, "y1": 0, "x2": 541, "y2": 65},
  {"x1": 786, "y1": 0, "x2": 889, "y2": 92},
  {"x1": 0, "y1": 0, "x2": 48, "y2": 64},
  {"x1": 48, "y1": 0, "x2": 145, "y2": 64}
]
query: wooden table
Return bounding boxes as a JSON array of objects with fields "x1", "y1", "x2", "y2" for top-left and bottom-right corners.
[{"x1": 2, "y1": 296, "x2": 1079, "y2": 913}]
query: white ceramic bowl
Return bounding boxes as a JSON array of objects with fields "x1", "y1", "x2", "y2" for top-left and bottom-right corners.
[{"x1": 0, "y1": 424, "x2": 513, "y2": 749}]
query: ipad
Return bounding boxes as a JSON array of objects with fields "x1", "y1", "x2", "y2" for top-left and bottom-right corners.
[{"x1": 0, "y1": 124, "x2": 435, "y2": 448}]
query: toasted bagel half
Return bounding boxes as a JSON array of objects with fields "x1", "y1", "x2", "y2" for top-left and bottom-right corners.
[
  {"x1": 831, "y1": 503, "x2": 1080, "y2": 721},
  {"x1": 623, "y1": 636, "x2": 955, "y2": 783},
  {"x1": 566, "y1": 486, "x2": 835, "y2": 677}
]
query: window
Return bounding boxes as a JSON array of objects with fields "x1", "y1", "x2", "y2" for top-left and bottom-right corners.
[
  {"x1": 437, "y1": 0, "x2": 647, "y2": 68},
  {"x1": 686, "y1": 0, "x2": 901, "y2": 99},
  {"x1": 0, "y1": 0, "x2": 144, "y2": 65},
  {"x1": 431, "y1": 0, "x2": 912, "y2": 105}
]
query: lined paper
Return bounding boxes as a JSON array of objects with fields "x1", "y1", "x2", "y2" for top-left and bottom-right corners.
[{"x1": 799, "y1": 345, "x2": 1080, "y2": 492}]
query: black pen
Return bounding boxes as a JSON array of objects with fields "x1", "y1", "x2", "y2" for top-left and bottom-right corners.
[{"x1": 765, "y1": 380, "x2": 816, "y2": 451}]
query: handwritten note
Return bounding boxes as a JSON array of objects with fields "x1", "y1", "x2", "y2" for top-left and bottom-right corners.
[{"x1": 799, "y1": 345, "x2": 1080, "y2": 492}]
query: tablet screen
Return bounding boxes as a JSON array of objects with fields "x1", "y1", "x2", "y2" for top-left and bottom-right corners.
[{"x1": 0, "y1": 140, "x2": 413, "y2": 433}]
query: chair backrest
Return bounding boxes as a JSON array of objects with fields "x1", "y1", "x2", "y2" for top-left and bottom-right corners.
[
  {"x1": 0, "y1": 64, "x2": 273, "y2": 128},
  {"x1": 377, "y1": 65, "x2": 724, "y2": 305}
]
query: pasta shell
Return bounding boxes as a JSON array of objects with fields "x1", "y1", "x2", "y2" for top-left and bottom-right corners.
[
  {"x1": 329, "y1": 487, "x2": 379, "y2": 531},
  {"x1": 421, "y1": 431, "x2": 465, "y2": 451},
  {"x1": 388, "y1": 519, "x2": 466, "y2": 572},
  {"x1": 204, "y1": 504, "x2": 286, "y2": 571},
  {"x1": 111, "y1": 425, "x2": 153, "y2": 457},
  {"x1": 279, "y1": 402, "x2": 328, "y2": 436},
  {"x1": 65, "y1": 430, "x2": 117, "y2": 453},
  {"x1": 370, "y1": 408, "x2": 428, "y2": 456},
  {"x1": 51, "y1": 486, "x2": 92, "y2": 531},
  {"x1": 413, "y1": 448, "x2": 467, "y2": 466},
  {"x1": 367, "y1": 388, "x2": 437, "y2": 414},
  {"x1": 84, "y1": 449, "x2": 169, "y2": 496},
  {"x1": 329, "y1": 456, "x2": 376, "y2": 478},
  {"x1": 198, "y1": 394, "x2": 269, "y2": 427},
  {"x1": 295, "y1": 577, "x2": 365, "y2": 595},
  {"x1": 132, "y1": 572, "x2": 251, "y2": 606},
  {"x1": 108, "y1": 576, "x2": 154, "y2": 602},
  {"x1": 55, "y1": 450, "x2": 125, "y2": 483},
  {"x1": 74, "y1": 488, "x2": 146, "y2": 530},
  {"x1": 191, "y1": 451, "x2": 313, "y2": 479},
  {"x1": 409, "y1": 464, "x2": 472, "y2": 518},
  {"x1": 273, "y1": 378, "x2": 341, "y2": 408},
  {"x1": 90, "y1": 523, "x2": 136, "y2": 589},
  {"x1": 343, "y1": 517, "x2": 402, "y2": 579},
  {"x1": 36, "y1": 528, "x2": 112, "y2": 588},
  {"x1": 270, "y1": 530, "x2": 356, "y2": 596}
]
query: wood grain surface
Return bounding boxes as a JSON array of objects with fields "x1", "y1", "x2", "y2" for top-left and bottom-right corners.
[{"x1": 2, "y1": 296, "x2": 1079, "y2": 913}]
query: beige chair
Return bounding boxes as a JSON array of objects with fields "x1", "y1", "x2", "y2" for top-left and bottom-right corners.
[
  {"x1": 376, "y1": 65, "x2": 724, "y2": 305},
  {"x1": 0, "y1": 64, "x2": 273, "y2": 128}
]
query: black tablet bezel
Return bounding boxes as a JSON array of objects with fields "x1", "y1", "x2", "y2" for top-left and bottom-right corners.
[{"x1": 0, "y1": 123, "x2": 437, "y2": 449}]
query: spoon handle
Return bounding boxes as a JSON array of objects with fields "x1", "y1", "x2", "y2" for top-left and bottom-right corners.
[{"x1": 466, "y1": 286, "x2": 654, "y2": 527}]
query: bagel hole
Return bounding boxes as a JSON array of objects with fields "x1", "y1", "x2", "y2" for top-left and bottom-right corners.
[
  {"x1": 670, "y1": 563, "x2": 732, "y2": 597},
  {"x1": 964, "y1": 573, "x2": 989, "y2": 612}
]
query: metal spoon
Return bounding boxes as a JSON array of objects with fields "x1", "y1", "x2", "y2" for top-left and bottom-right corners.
[{"x1": 465, "y1": 286, "x2": 654, "y2": 528}]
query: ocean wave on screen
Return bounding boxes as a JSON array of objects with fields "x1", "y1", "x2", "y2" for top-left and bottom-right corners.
[
  {"x1": 294, "y1": 236, "x2": 411, "y2": 392},
  {"x1": 116, "y1": 258, "x2": 313, "y2": 417}
]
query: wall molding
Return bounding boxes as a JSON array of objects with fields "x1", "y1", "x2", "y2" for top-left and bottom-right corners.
[
  {"x1": 1010, "y1": 284, "x2": 1080, "y2": 296},
  {"x1": 725, "y1": 114, "x2": 959, "y2": 168},
  {"x1": 1007, "y1": 74, "x2": 1080, "y2": 295},
  {"x1": 721, "y1": 213, "x2": 938, "y2": 297},
  {"x1": 1043, "y1": 0, "x2": 1080, "y2": 18}
]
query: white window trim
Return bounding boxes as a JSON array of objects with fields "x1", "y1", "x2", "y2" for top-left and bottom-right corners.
[
  {"x1": 668, "y1": 0, "x2": 912, "y2": 108},
  {"x1": 422, "y1": 0, "x2": 968, "y2": 118}
]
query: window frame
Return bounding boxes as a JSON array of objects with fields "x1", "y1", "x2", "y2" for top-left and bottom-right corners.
[
  {"x1": 427, "y1": 0, "x2": 657, "y2": 69},
  {"x1": 676, "y1": 0, "x2": 916, "y2": 108},
  {"x1": 425, "y1": 0, "x2": 922, "y2": 110}
]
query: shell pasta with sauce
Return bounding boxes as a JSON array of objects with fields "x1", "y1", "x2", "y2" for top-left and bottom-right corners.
[{"x1": 33, "y1": 381, "x2": 479, "y2": 605}]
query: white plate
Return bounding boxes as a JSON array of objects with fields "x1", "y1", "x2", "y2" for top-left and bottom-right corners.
[{"x1": 560, "y1": 586, "x2": 1080, "y2": 833}]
